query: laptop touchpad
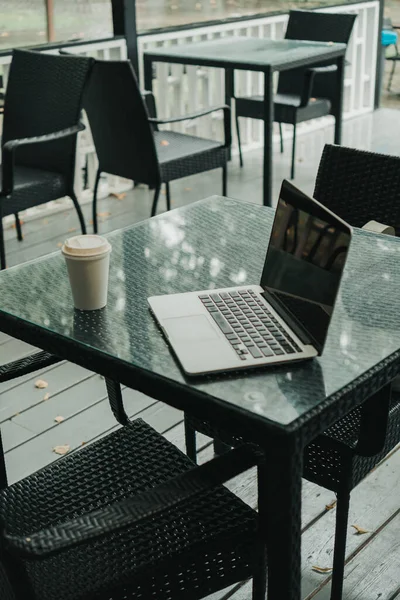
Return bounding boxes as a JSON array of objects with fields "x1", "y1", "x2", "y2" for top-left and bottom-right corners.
[{"x1": 164, "y1": 315, "x2": 219, "y2": 342}]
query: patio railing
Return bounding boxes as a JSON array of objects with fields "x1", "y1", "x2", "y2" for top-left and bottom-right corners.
[{"x1": 0, "y1": 0, "x2": 379, "y2": 222}]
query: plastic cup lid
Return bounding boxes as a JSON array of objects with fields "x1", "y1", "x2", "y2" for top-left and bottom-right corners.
[{"x1": 62, "y1": 235, "x2": 111, "y2": 257}]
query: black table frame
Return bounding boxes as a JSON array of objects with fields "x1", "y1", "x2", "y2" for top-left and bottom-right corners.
[
  {"x1": 0, "y1": 301, "x2": 399, "y2": 600},
  {"x1": 143, "y1": 39, "x2": 346, "y2": 208}
]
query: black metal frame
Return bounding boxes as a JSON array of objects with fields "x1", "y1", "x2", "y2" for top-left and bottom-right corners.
[
  {"x1": 0, "y1": 200, "x2": 399, "y2": 599},
  {"x1": 143, "y1": 40, "x2": 346, "y2": 208},
  {"x1": 111, "y1": 0, "x2": 139, "y2": 75}
]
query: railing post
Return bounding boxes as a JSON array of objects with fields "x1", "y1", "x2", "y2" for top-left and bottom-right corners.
[
  {"x1": 111, "y1": 0, "x2": 139, "y2": 75},
  {"x1": 375, "y1": 0, "x2": 385, "y2": 108}
]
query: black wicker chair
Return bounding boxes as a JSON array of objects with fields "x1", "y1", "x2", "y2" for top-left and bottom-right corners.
[
  {"x1": 184, "y1": 144, "x2": 400, "y2": 600},
  {"x1": 81, "y1": 59, "x2": 231, "y2": 232},
  {"x1": 235, "y1": 10, "x2": 356, "y2": 179},
  {"x1": 0, "y1": 49, "x2": 93, "y2": 269},
  {"x1": 0, "y1": 414, "x2": 266, "y2": 600}
]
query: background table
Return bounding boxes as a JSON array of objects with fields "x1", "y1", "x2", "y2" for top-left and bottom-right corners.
[
  {"x1": 143, "y1": 38, "x2": 347, "y2": 207},
  {"x1": 1, "y1": 197, "x2": 399, "y2": 599}
]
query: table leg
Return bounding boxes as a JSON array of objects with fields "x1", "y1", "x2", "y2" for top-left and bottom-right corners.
[
  {"x1": 144, "y1": 55, "x2": 153, "y2": 92},
  {"x1": 225, "y1": 69, "x2": 234, "y2": 162},
  {"x1": 258, "y1": 437, "x2": 303, "y2": 600},
  {"x1": 334, "y1": 54, "x2": 345, "y2": 145},
  {"x1": 263, "y1": 68, "x2": 273, "y2": 207}
]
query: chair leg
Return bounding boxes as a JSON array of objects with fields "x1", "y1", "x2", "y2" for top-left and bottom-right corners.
[
  {"x1": 388, "y1": 60, "x2": 397, "y2": 92},
  {"x1": 184, "y1": 414, "x2": 197, "y2": 463},
  {"x1": 330, "y1": 490, "x2": 351, "y2": 600},
  {"x1": 70, "y1": 192, "x2": 87, "y2": 235},
  {"x1": 290, "y1": 123, "x2": 297, "y2": 180},
  {"x1": 222, "y1": 165, "x2": 228, "y2": 196},
  {"x1": 92, "y1": 168, "x2": 102, "y2": 234},
  {"x1": 235, "y1": 113, "x2": 244, "y2": 168},
  {"x1": 14, "y1": 214, "x2": 23, "y2": 241},
  {"x1": 279, "y1": 122, "x2": 284, "y2": 153},
  {"x1": 165, "y1": 182, "x2": 171, "y2": 211},
  {"x1": 252, "y1": 546, "x2": 267, "y2": 600},
  {"x1": 0, "y1": 217, "x2": 6, "y2": 270},
  {"x1": 213, "y1": 438, "x2": 231, "y2": 456},
  {"x1": 151, "y1": 186, "x2": 162, "y2": 217}
]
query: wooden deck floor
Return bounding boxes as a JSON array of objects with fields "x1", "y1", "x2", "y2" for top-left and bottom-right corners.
[{"x1": 1, "y1": 108, "x2": 399, "y2": 600}]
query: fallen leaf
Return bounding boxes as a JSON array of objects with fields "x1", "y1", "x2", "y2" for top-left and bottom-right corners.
[
  {"x1": 54, "y1": 416, "x2": 65, "y2": 424},
  {"x1": 13, "y1": 412, "x2": 20, "y2": 418},
  {"x1": 184, "y1": 187, "x2": 192, "y2": 192},
  {"x1": 351, "y1": 524, "x2": 369, "y2": 535},
  {"x1": 160, "y1": 139, "x2": 170, "y2": 146},
  {"x1": 35, "y1": 379, "x2": 48, "y2": 389},
  {"x1": 68, "y1": 227, "x2": 77, "y2": 233},
  {"x1": 312, "y1": 566, "x2": 333, "y2": 574},
  {"x1": 57, "y1": 242, "x2": 63, "y2": 248},
  {"x1": 81, "y1": 441, "x2": 87, "y2": 446},
  {"x1": 43, "y1": 392, "x2": 50, "y2": 401},
  {"x1": 10, "y1": 220, "x2": 24, "y2": 229},
  {"x1": 53, "y1": 444, "x2": 70, "y2": 455},
  {"x1": 325, "y1": 500, "x2": 337, "y2": 511},
  {"x1": 311, "y1": 97, "x2": 317, "y2": 102},
  {"x1": 89, "y1": 219, "x2": 94, "y2": 225},
  {"x1": 97, "y1": 211, "x2": 111, "y2": 218},
  {"x1": 110, "y1": 192, "x2": 126, "y2": 200},
  {"x1": 43, "y1": 219, "x2": 49, "y2": 225}
]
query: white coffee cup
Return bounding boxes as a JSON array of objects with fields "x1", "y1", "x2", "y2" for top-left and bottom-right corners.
[{"x1": 62, "y1": 235, "x2": 112, "y2": 310}]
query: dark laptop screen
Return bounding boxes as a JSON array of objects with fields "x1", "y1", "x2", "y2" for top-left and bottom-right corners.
[{"x1": 260, "y1": 181, "x2": 352, "y2": 353}]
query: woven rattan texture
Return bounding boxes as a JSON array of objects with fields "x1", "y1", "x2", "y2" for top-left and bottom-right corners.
[
  {"x1": 314, "y1": 145, "x2": 400, "y2": 232},
  {"x1": 2, "y1": 50, "x2": 92, "y2": 181},
  {"x1": 155, "y1": 131, "x2": 228, "y2": 183},
  {"x1": 0, "y1": 198, "x2": 400, "y2": 436},
  {"x1": 0, "y1": 562, "x2": 15, "y2": 600},
  {"x1": 0, "y1": 350, "x2": 59, "y2": 383},
  {"x1": 0, "y1": 419, "x2": 258, "y2": 600}
]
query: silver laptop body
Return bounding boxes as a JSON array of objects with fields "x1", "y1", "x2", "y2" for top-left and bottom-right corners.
[{"x1": 148, "y1": 180, "x2": 352, "y2": 375}]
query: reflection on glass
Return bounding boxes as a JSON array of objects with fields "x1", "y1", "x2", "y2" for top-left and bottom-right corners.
[{"x1": 261, "y1": 187, "x2": 351, "y2": 351}]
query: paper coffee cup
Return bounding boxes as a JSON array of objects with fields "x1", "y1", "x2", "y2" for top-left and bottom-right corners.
[{"x1": 62, "y1": 235, "x2": 112, "y2": 310}]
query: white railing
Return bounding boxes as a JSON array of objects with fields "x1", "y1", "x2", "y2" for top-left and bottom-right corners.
[{"x1": 0, "y1": 1, "x2": 379, "y2": 223}]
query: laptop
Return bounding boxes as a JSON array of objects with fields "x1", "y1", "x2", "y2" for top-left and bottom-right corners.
[{"x1": 148, "y1": 180, "x2": 352, "y2": 375}]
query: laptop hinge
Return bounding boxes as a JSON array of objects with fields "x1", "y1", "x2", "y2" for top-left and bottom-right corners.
[{"x1": 261, "y1": 290, "x2": 320, "y2": 351}]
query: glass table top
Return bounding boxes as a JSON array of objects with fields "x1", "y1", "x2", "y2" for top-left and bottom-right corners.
[
  {"x1": 144, "y1": 37, "x2": 346, "y2": 70},
  {"x1": 1, "y1": 197, "x2": 399, "y2": 428}
]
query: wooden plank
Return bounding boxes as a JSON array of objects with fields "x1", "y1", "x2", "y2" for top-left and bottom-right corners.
[
  {"x1": 313, "y1": 512, "x2": 400, "y2": 600},
  {"x1": 5, "y1": 396, "x2": 178, "y2": 484},
  {"x1": 0, "y1": 362, "x2": 92, "y2": 423},
  {"x1": 0, "y1": 420, "x2": 35, "y2": 451},
  {"x1": 301, "y1": 447, "x2": 400, "y2": 599},
  {"x1": 12, "y1": 374, "x2": 111, "y2": 434},
  {"x1": 0, "y1": 338, "x2": 38, "y2": 364}
]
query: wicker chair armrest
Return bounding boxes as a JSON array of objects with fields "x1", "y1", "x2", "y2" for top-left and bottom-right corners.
[
  {"x1": 149, "y1": 105, "x2": 231, "y2": 147},
  {"x1": 142, "y1": 90, "x2": 158, "y2": 120},
  {"x1": 4, "y1": 444, "x2": 261, "y2": 559},
  {"x1": 300, "y1": 65, "x2": 337, "y2": 107},
  {"x1": 1, "y1": 123, "x2": 85, "y2": 196},
  {"x1": 354, "y1": 383, "x2": 392, "y2": 457},
  {"x1": 0, "y1": 351, "x2": 60, "y2": 384},
  {"x1": 148, "y1": 104, "x2": 230, "y2": 125}
]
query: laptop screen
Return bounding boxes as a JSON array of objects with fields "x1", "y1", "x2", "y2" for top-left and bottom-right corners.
[{"x1": 260, "y1": 180, "x2": 352, "y2": 353}]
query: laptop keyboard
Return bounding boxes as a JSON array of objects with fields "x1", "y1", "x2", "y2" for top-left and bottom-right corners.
[{"x1": 198, "y1": 289, "x2": 302, "y2": 361}]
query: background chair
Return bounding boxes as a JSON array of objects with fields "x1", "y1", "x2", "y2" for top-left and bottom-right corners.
[
  {"x1": 184, "y1": 144, "x2": 400, "y2": 600},
  {"x1": 82, "y1": 59, "x2": 231, "y2": 232},
  {"x1": 0, "y1": 50, "x2": 93, "y2": 269},
  {"x1": 235, "y1": 10, "x2": 356, "y2": 179},
  {"x1": 0, "y1": 414, "x2": 266, "y2": 600}
]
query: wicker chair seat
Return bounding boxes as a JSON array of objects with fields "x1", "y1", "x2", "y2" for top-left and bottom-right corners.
[
  {"x1": 0, "y1": 165, "x2": 66, "y2": 216},
  {"x1": 236, "y1": 94, "x2": 331, "y2": 124},
  {"x1": 0, "y1": 419, "x2": 258, "y2": 600},
  {"x1": 187, "y1": 391, "x2": 400, "y2": 494},
  {"x1": 154, "y1": 131, "x2": 228, "y2": 183},
  {"x1": 304, "y1": 392, "x2": 400, "y2": 492}
]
